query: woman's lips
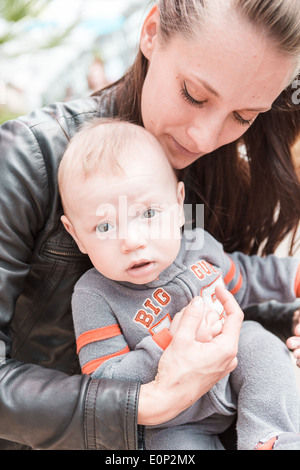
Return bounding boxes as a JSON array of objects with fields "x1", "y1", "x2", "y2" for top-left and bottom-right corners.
[{"x1": 169, "y1": 136, "x2": 202, "y2": 158}]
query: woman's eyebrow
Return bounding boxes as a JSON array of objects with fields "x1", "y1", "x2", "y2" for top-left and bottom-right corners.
[
  {"x1": 190, "y1": 75, "x2": 272, "y2": 112},
  {"x1": 190, "y1": 75, "x2": 220, "y2": 98},
  {"x1": 202, "y1": 80, "x2": 219, "y2": 97}
]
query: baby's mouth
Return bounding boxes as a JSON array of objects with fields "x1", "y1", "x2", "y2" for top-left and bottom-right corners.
[
  {"x1": 127, "y1": 260, "x2": 155, "y2": 278},
  {"x1": 131, "y1": 261, "x2": 151, "y2": 269}
]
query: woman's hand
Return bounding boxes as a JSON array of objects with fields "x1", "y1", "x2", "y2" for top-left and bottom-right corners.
[
  {"x1": 138, "y1": 286, "x2": 244, "y2": 425},
  {"x1": 286, "y1": 308, "x2": 300, "y2": 366}
]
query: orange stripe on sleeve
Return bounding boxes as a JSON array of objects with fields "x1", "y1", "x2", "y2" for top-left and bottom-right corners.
[
  {"x1": 294, "y1": 264, "x2": 300, "y2": 297},
  {"x1": 229, "y1": 272, "x2": 243, "y2": 296},
  {"x1": 81, "y1": 346, "x2": 130, "y2": 375},
  {"x1": 223, "y1": 257, "x2": 236, "y2": 285},
  {"x1": 76, "y1": 324, "x2": 121, "y2": 354}
]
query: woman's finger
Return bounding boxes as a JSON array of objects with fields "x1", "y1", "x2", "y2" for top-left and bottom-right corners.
[
  {"x1": 169, "y1": 308, "x2": 184, "y2": 336},
  {"x1": 215, "y1": 286, "x2": 244, "y2": 328},
  {"x1": 213, "y1": 286, "x2": 244, "y2": 354}
]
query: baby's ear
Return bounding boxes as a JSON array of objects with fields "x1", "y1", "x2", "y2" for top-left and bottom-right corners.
[
  {"x1": 177, "y1": 181, "x2": 185, "y2": 228},
  {"x1": 60, "y1": 215, "x2": 87, "y2": 254}
]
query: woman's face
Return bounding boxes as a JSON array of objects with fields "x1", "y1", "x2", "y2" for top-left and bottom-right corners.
[{"x1": 140, "y1": 7, "x2": 295, "y2": 169}]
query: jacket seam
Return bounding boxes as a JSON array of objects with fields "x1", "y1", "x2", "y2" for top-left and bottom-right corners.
[
  {"x1": 22, "y1": 122, "x2": 51, "y2": 217},
  {"x1": 126, "y1": 382, "x2": 140, "y2": 450},
  {"x1": 27, "y1": 107, "x2": 100, "y2": 132},
  {"x1": 125, "y1": 383, "x2": 131, "y2": 449},
  {"x1": 84, "y1": 378, "x2": 98, "y2": 450}
]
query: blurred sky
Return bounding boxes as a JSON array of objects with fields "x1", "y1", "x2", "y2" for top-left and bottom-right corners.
[{"x1": 0, "y1": 0, "x2": 150, "y2": 115}]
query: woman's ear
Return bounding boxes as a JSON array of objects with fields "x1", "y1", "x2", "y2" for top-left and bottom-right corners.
[
  {"x1": 140, "y1": 5, "x2": 160, "y2": 61},
  {"x1": 61, "y1": 215, "x2": 87, "y2": 254}
]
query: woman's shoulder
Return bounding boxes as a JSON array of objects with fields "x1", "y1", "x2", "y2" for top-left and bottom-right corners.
[
  {"x1": 1, "y1": 92, "x2": 116, "y2": 179},
  {"x1": 18, "y1": 93, "x2": 112, "y2": 143},
  {"x1": 2, "y1": 89, "x2": 116, "y2": 149},
  {"x1": 0, "y1": 92, "x2": 116, "y2": 220}
]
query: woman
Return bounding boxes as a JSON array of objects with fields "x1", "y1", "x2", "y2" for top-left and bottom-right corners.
[{"x1": 0, "y1": 0, "x2": 299, "y2": 450}]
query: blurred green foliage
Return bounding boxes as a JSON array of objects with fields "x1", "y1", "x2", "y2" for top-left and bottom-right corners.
[
  {"x1": 0, "y1": 0, "x2": 48, "y2": 21},
  {"x1": 0, "y1": 0, "x2": 50, "y2": 44},
  {"x1": 0, "y1": 0, "x2": 79, "y2": 51},
  {"x1": 0, "y1": 0, "x2": 78, "y2": 123},
  {"x1": 0, "y1": 108, "x2": 19, "y2": 124}
]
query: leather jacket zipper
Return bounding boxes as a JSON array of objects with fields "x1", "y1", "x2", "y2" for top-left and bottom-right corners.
[{"x1": 43, "y1": 247, "x2": 88, "y2": 259}]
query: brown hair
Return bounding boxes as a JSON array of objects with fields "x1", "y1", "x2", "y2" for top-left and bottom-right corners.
[{"x1": 94, "y1": 0, "x2": 300, "y2": 255}]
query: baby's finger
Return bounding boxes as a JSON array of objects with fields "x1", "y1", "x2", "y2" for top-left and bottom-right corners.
[
  {"x1": 205, "y1": 309, "x2": 221, "y2": 327},
  {"x1": 286, "y1": 336, "x2": 300, "y2": 351},
  {"x1": 169, "y1": 308, "x2": 185, "y2": 336},
  {"x1": 211, "y1": 319, "x2": 223, "y2": 338}
]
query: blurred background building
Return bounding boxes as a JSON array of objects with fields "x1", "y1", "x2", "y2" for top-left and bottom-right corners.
[{"x1": 0, "y1": 0, "x2": 150, "y2": 123}]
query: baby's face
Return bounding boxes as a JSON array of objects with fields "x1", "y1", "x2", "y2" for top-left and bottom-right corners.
[{"x1": 63, "y1": 142, "x2": 185, "y2": 284}]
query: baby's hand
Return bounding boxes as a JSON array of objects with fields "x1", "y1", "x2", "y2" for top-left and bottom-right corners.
[
  {"x1": 195, "y1": 302, "x2": 223, "y2": 342},
  {"x1": 169, "y1": 297, "x2": 223, "y2": 342}
]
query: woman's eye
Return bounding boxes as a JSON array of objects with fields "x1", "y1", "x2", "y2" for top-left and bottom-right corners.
[
  {"x1": 233, "y1": 112, "x2": 254, "y2": 127},
  {"x1": 96, "y1": 222, "x2": 114, "y2": 233},
  {"x1": 142, "y1": 209, "x2": 156, "y2": 219},
  {"x1": 180, "y1": 81, "x2": 205, "y2": 108}
]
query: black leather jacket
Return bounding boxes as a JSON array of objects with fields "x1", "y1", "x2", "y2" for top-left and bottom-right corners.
[
  {"x1": 0, "y1": 92, "x2": 140, "y2": 450},
  {"x1": 0, "y1": 89, "x2": 297, "y2": 450}
]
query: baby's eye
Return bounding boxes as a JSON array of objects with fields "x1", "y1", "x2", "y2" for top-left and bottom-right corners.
[
  {"x1": 96, "y1": 222, "x2": 114, "y2": 233},
  {"x1": 142, "y1": 209, "x2": 157, "y2": 219}
]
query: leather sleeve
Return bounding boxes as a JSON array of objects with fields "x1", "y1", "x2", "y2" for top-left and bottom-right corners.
[
  {"x1": 85, "y1": 379, "x2": 140, "y2": 450},
  {"x1": 0, "y1": 114, "x2": 140, "y2": 449},
  {"x1": 0, "y1": 360, "x2": 140, "y2": 449}
]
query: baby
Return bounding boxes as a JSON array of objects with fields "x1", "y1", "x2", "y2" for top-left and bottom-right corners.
[{"x1": 58, "y1": 118, "x2": 300, "y2": 450}]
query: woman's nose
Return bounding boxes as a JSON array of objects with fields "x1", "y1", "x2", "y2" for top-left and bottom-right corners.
[{"x1": 186, "y1": 120, "x2": 222, "y2": 155}]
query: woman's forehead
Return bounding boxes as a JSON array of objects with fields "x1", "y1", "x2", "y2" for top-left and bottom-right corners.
[{"x1": 163, "y1": 16, "x2": 294, "y2": 105}]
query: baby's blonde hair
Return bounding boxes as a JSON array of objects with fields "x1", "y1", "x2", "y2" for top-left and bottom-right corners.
[{"x1": 58, "y1": 118, "x2": 176, "y2": 209}]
